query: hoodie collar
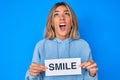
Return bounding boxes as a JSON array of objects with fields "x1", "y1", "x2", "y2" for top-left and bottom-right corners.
[{"x1": 53, "y1": 37, "x2": 73, "y2": 44}]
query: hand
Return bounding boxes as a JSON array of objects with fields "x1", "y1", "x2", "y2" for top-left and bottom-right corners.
[
  {"x1": 80, "y1": 60, "x2": 98, "y2": 77},
  {"x1": 29, "y1": 62, "x2": 47, "y2": 76}
]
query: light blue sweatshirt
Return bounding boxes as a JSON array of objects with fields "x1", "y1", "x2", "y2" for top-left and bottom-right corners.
[{"x1": 25, "y1": 38, "x2": 98, "y2": 80}]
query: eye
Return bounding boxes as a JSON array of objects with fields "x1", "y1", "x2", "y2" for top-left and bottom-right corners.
[
  {"x1": 54, "y1": 13, "x2": 59, "y2": 17},
  {"x1": 65, "y1": 12, "x2": 70, "y2": 16}
]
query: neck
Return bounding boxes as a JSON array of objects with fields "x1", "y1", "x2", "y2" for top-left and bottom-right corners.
[{"x1": 56, "y1": 35, "x2": 69, "y2": 40}]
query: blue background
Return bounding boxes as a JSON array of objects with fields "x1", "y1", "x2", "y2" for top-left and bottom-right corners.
[{"x1": 0, "y1": 0, "x2": 120, "y2": 80}]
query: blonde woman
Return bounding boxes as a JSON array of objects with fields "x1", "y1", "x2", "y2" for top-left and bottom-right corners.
[{"x1": 25, "y1": 2, "x2": 98, "y2": 80}]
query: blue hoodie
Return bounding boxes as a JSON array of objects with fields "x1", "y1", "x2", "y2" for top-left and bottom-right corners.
[{"x1": 25, "y1": 38, "x2": 98, "y2": 80}]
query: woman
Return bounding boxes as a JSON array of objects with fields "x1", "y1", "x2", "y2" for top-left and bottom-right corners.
[{"x1": 25, "y1": 2, "x2": 98, "y2": 80}]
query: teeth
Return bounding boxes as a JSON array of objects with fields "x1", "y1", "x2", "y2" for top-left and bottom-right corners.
[{"x1": 60, "y1": 23, "x2": 66, "y2": 26}]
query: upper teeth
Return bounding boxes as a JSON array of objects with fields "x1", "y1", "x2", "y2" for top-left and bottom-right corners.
[{"x1": 60, "y1": 23, "x2": 66, "y2": 26}]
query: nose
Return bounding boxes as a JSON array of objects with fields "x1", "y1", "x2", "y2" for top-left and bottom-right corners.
[{"x1": 60, "y1": 14, "x2": 65, "y2": 21}]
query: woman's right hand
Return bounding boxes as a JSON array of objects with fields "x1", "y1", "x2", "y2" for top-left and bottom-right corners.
[{"x1": 29, "y1": 62, "x2": 47, "y2": 76}]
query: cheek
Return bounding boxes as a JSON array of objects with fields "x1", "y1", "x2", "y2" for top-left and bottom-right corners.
[
  {"x1": 53, "y1": 20, "x2": 59, "y2": 31},
  {"x1": 66, "y1": 17, "x2": 71, "y2": 24},
  {"x1": 67, "y1": 19, "x2": 72, "y2": 32},
  {"x1": 53, "y1": 19, "x2": 59, "y2": 27},
  {"x1": 68, "y1": 26, "x2": 71, "y2": 32},
  {"x1": 67, "y1": 19, "x2": 72, "y2": 28}
]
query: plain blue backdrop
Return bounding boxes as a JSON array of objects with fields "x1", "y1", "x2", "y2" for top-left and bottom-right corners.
[{"x1": 0, "y1": 0, "x2": 120, "y2": 80}]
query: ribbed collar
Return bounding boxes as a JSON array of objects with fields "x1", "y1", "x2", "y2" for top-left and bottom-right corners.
[{"x1": 53, "y1": 37, "x2": 73, "y2": 44}]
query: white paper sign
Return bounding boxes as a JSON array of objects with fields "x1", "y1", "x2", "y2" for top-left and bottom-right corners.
[{"x1": 45, "y1": 58, "x2": 81, "y2": 76}]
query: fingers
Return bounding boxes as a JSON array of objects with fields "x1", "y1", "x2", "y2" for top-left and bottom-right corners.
[
  {"x1": 80, "y1": 60, "x2": 93, "y2": 68},
  {"x1": 29, "y1": 62, "x2": 48, "y2": 76},
  {"x1": 31, "y1": 62, "x2": 47, "y2": 71},
  {"x1": 80, "y1": 60, "x2": 96, "y2": 69},
  {"x1": 29, "y1": 71, "x2": 40, "y2": 76},
  {"x1": 80, "y1": 60, "x2": 98, "y2": 77},
  {"x1": 89, "y1": 67, "x2": 98, "y2": 73},
  {"x1": 86, "y1": 63, "x2": 97, "y2": 70}
]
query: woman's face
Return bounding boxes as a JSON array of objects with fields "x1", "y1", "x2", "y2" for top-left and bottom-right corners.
[{"x1": 53, "y1": 5, "x2": 71, "y2": 40}]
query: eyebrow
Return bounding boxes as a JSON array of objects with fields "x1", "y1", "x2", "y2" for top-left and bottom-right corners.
[{"x1": 54, "y1": 10, "x2": 69, "y2": 12}]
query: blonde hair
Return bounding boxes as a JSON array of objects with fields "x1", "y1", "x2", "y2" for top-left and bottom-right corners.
[{"x1": 44, "y1": 2, "x2": 79, "y2": 39}]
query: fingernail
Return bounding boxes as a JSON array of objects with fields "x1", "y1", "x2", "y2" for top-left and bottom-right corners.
[{"x1": 45, "y1": 67, "x2": 48, "y2": 69}]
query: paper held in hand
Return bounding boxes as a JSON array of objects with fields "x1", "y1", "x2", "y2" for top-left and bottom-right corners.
[{"x1": 45, "y1": 58, "x2": 81, "y2": 76}]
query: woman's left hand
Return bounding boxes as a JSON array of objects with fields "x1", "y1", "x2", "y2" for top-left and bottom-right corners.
[{"x1": 80, "y1": 60, "x2": 98, "y2": 77}]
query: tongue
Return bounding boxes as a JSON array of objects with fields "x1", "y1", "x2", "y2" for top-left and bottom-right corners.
[
  {"x1": 60, "y1": 25, "x2": 66, "y2": 31},
  {"x1": 60, "y1": 26, "x2": 65, "y2": 31}
]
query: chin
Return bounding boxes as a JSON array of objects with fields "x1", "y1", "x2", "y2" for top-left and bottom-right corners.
[{"x1": 60, "y1": 34, "x2": 68, "y2": 37}]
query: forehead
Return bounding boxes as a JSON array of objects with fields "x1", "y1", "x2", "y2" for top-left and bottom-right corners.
[{"x1": 55, "y1": 5, "x2": 69, "y2": 12}]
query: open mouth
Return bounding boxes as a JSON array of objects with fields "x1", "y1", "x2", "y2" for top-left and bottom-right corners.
[{"x1": 59, "y1": 23, "x2": 66, "y2": 31}]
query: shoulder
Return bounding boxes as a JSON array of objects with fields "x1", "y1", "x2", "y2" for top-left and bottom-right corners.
[
  {"x1": 72, "y1": 38, "x2": 90, "y2": 47},
  {"x1": 35, "y1": 39, "x2": 54, "y2": 48},
  {"x1": 35, "y1": 39, "x2": 46, "y2": 48}
]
